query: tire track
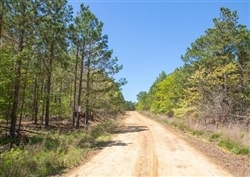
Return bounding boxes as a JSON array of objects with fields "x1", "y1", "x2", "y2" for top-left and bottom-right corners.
[
  {"x1": 133, "y1": 116, "x2": 158, "y2": 177},
  {"x1": 132, "y1": 111, "x2": 233, "y2": 177}
]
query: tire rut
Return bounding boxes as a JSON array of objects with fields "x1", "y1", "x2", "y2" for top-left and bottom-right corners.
[{"x1": 133, "y1": 117, "x2": 158, "y2": 177}]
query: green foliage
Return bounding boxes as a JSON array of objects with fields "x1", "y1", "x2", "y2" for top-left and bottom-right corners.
[
  {"x1": 1, "y1": 0, "x2": 125, "y2": 131},
  {"x1": 151, "y1": 69, "x2": 186, "y2": 114},
  {"x1": 124, "y1": 101, "x2": 136, "y2": 111},
  {"x1": 218, "y1": 138, "x2": 250, "y2": 155},
  {"x1": 209, "y1": 133, "x2": 221, "y2": 142},
  {"x1": 136, "y1": 68, "x2": 186, "y2": 116},
  {"x1": 179, "y1": 7, "x2": 250, "y2": 120},
  {"x1": 0, "y1": 148, "x2": 30, "y2": 177},
  {"x1": 1, "y1": 1, "x2": 126, "y2": 175},
  {"x1": 0, "y1": 45, "x2": 15, "y2": 119},
  {"x1": 94, "y1": 78, "x2": 126, "y2": 115},
  {"x1": 136, "y1": 91, "x2": 150, "y2": 111},
  {"x1": 0, "y1": 119, "x2": 118, "y2": 176},
  {"x1": 73, "y1": 4, "x2": 126, "y2": 120},
  {"x1": 90, "y1": 120, "x2": 117, "y2": 139},
  {"x1": 191, "y1": 130, "x2": 203, "y2": 137}
]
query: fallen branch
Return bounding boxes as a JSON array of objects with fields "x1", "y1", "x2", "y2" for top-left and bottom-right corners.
[
  {"x1": 0, "y1": 125, "x2": 47, "y2": 135},
  {"x1": 16, "y1": 129, "x2": 47, "y2": 135}
]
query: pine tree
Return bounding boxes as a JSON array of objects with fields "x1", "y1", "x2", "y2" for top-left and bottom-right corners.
[
  {"x1": 38, "y1": 0, "x2": 73, "y2": 127},
  {"x1": 5, "y1": 0, "x2": 43, "y2": 137},
  {"x1": 74, "y1": 4, "x2": 124, "y2": 127}
]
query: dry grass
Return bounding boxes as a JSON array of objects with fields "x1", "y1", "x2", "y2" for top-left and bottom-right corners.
[{"x1": 215, "y1": 126, "x2": 250, "y2": 147}]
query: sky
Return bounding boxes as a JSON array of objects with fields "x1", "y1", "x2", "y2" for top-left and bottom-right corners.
[{"x1": 67, "y1": 0, "x2": 250, "y2": 102}]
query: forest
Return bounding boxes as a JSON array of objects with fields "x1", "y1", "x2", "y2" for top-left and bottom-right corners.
[
  {"x1": 0, "y1": 1, "x2": 132, "y2": 176},
  {"x1": 0, "y1": 0, "x2": 129, "y2": 133},
  {"x1": 137, "y1": 7, "x2": 250, "y2": 127}
]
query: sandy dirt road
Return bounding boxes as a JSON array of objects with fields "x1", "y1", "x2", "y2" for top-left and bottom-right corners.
[{"x1": 63, "y1": 111, "x2": 233, "y2": 177}]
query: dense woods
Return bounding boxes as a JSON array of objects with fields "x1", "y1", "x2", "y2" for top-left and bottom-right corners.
[
  {"x1": 0, "y1": 0, "x2": 126, "y2": 137},
  {"x1": 137, "y1": 8, "x2": 250, "y2": 126}
]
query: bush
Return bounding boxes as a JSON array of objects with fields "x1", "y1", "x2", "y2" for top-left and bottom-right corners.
[{"x1": 209, "y1": 133, "x2": 221, "y2": 142}]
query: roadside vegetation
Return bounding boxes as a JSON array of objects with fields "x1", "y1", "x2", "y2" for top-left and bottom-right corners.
[
  {"x1": 0, "y1": 119, "x2": 119, "y2": 177},
  {"x1": 136, "y1": 7, "x2": 250, "y2": 158}
]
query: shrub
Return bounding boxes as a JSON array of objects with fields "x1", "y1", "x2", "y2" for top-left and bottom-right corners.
[{"x1": 209, "y1": 133, "x2": 221, "y2": 142}]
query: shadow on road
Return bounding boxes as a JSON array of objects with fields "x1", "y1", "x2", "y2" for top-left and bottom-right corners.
[
  {"x1": 116, "y1": 125, "x2": 148, "y2": 134},
  {"x1": 94, "y1": 125, "x2": 147, "y2": 149},
  {"x1": 95, "y1": 140, "x2": 132, "y2": 149}
]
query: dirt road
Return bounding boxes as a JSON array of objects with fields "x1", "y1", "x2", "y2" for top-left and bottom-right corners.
[{"x1": 63, "y1": 111, "x2": 233, "y2": 177}]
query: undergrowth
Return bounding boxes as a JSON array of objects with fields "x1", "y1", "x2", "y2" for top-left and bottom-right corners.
[
  {"x1": 218, "y1": 138, "x2": 250, "y2": 155},
  {"x1": 0, "y1": 119, "x2": 118, "y2": 177}
]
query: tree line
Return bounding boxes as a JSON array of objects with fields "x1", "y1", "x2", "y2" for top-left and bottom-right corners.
[
  {"x1": 0, "y1": 0, "x2": 127, "y2": 138},
  {"x1": 136, "y1": 7, "x2": 250, "y2": 125}
]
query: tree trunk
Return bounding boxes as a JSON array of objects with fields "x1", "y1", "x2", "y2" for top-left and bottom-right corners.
[
  {"x1": 9, "y1": 30, "x2": 24, "y2": 138},
  {"x1": 45, "y1": 44, "x2": 54, "y2": 128},
  {"x1": 33, "y1": 77, "x2": 38, "y2": 124},
  {"x1": 5, "y1": 102, "x2": 11, "y2": 137},
  {"x1": 58, "y1": 80, "x2": 62, "y2": 119},
  {"x1": 76, "y1": 49, "x2": 84, "y2": 129},
  {"x1": 18, "y1": 69, "x2": 28, "y2": 130},
  {"x1": 85, "y1": 56, "x2": 91, "y2": 126},
  {"x1": 73, "y1": 47, "x2": 79, "y2": 127},
  {"x1": 41, "y1": 79, "x2": 45, "y2": 124},
  {"x1": 0, "y1": 0, "x2": 4, "y2": 43}
]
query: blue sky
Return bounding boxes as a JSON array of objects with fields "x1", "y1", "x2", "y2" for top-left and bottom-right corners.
[{"x1": 67, "y1": 0, "x2": 249, "y2": 102}]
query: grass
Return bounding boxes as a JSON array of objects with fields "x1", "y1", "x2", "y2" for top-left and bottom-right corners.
[
  {"x1": 209, "y1": 133, "x2": 221, "y2": 142},
  {"x1": 0, "y1": 132, "x2": 89, "y2": 176},
  {"x1": 165, "y1": 117, "x2": 204, "y2": 137},
  {"x1": 218, "y1": 138, "x2": 250, "y2": 155},
  {"x1": 0, "y1": 119, "x2": 118, "y2": 177},
  {"x1": 191, "y1": 130, "x2": 203, "y2": 137}
]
